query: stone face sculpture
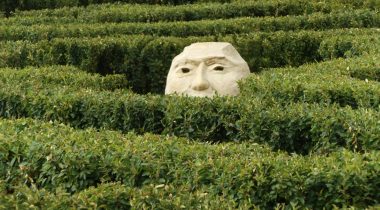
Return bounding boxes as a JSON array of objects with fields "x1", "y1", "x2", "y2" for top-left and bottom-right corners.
[{"x1": 165, "y1": 42, "x2": 250, "y2": 97}]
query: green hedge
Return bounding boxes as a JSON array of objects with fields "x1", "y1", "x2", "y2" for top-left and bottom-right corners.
[
  {"x1": 240, "y1": 54, "x2": 380, "y2": 109},
  {"x1": 0, "y1": 182, "x2": 216, "y2": 209},
  {"x1": 2, "y1": 0, "x2": 356, "y2": 24},
  {"x1": 0, "y1": 72, "x2": 379, "y2": 154},
  {"x1": 0, "y1": 65, "x2": 129, "y2": 91},
  {"x1": 1, "y1": 29, "x2": 378, "y2": 93},
  {"x1": 1, "y1": 0, "x2": 228, "y2": 14},
  {"x1": 163, "y1": 97, "x2": 380, "y2": 154},
  {"x1": 3, "y1": 0, "x2": 378, "y2": 16},
  {"x1": 0, "y1": 36, "x2": 153, "y2": 92},
  {"x1": 1, "y1": 182, "x2": 379, "y2": 209},
  {"x1": 349, "y1": 67, "x2": 380, "y2": 82},
  {"x1": 2, "y1": 9, "x2": 379, "y2": 42},
  {"x1": 0, "y1": 118, "x2": 379, "y2": 208}
]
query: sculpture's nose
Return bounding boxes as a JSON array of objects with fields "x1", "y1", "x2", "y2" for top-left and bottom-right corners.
[{"x1": 191, "y1": 63, "x2": 210, "y2": 91}]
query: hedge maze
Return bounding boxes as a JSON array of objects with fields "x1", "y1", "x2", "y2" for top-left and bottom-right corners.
[{"x1": 0, "y1": 0, "x2": 379, "y2": 209}]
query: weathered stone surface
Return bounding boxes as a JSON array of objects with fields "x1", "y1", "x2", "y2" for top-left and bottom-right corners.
[{"x1": 165, "y1": 42, "x2": 250, "y2": 97}]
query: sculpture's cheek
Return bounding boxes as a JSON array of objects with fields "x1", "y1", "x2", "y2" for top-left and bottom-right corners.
[
  {"x1": 206, "y1": 72, "x2": 243, "y2": 96},
  {"x1": 210, "y1": 79, "x2": 240, "y2": 96},
  {"x1": 165, "y1": 74, "x2": 192, "y2": 94}
]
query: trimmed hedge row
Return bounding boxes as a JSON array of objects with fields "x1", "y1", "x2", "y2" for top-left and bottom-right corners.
[
  {"x1": 2, "y1": 9, "x2": 379, "y2": 42},
  {"x1": 0, "y1": 0, "x2": 232, "y2": 17},
  {"x1": 243, "y1": 73, "x2": 380, "y2": 110},
  {"x1": 165, "y1": 98, "x2": 380, "y2": 154},
  {"x1": 0, "y1": 75, "x2": 379, "y2": 154},
  {"x1": 349, "y1": 66, "x2": 380, "y2": 82},
  {"x1": 0, "y1": 65, "x2": 129, "y2": 91},
  {"x1": 1, "y1": 29, "x2": 378, "y2": 93},
  {"x1": 2, "y1": 0, "x2": 379, "y2": 16},
  {"x1": 0, "y1": 118, "x2": 379, "y2": 208},
  {"x1": 257, "y1": 52, "x2": 380, "y2": 79},
  {"x1": 1, "y1": 180, "x2": 379, "y2": 209},
  {"x1": 2, "y1": 0, "x2": 230, "y2": 13},
  {"x1": 2, "y1": 0, "x2": 360, "y2": 25},
  {"x1": 0, "y1": 182, "x2": 247, "y2": 209},
  {"x1": 240, "y1": 54, "x2": 380, "y2": 109}
]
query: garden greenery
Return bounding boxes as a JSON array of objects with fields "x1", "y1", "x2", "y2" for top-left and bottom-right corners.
[{"x1": 0, "y1": 0, "x2": 379, "y2": 208}]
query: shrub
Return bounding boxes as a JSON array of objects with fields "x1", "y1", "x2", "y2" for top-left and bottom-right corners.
[
  {"x1": 1, "y1": 29, "x2": 378, "y2": 93},
  {"x1": 240, "y1": 54, "x2": 380, "y2": 109},
  {"x1": 2, "y1": 10, "x2": 379, "y2": 41},
  {"x1": 0, "y1": 65, "x2": 129, "y2": 91},
  {"x1": 0, "y1": 118, "x2": 379, "y2": 208},
  {"x1": 0, "y1": 74, "x2": 379, "y2": 153}
]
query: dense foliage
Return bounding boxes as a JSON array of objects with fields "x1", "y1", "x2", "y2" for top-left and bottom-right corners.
[
  {"x1": 0, "y1": 0, "x2": 379, "y2": 208},
  {"x1": 0, "y1": 118, "x2": 379, "y2": 209},
  {"x1": 1, "y1": 29, "x2": 378, "y2": 93}
]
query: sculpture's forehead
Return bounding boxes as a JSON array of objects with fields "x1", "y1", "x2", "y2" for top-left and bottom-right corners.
[{"x1": 173, "y1": 42, "x2": 245, "y2": 64}]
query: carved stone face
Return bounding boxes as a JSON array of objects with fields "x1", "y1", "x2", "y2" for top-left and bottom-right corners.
[{"x1": 165, "y1": 42, "x2": 250, "y2": 97}]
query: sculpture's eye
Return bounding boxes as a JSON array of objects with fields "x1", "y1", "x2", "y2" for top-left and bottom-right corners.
[
  {"x1": 213, "y1": 66, "x2": 224, "y2": 71},
  {"x1": 181, "y1": 67, "x2": 191, "y2": 73}
]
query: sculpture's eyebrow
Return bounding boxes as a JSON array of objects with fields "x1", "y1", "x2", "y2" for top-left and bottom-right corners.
[
  {"x1": 174, "y1": 56, "x2": 231, "y2": 68},
  {"x1": 204, "y1": 57, "x2": 230, "y2": 66}
]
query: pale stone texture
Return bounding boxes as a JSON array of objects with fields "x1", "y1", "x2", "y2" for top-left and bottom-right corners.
[{"x1": 165, "y1": 42, "x2": 250, "y2": 97}]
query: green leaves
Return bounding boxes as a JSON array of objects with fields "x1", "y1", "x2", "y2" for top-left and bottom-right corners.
[
  {"x1": 3, "y1": 10, "x2": 379, "y2": 41},
  {"x1": 1, "y1": 28, "x2": 378, "y2": 93},
  {"x1": 0, "y1": 0, "x2": 379, "y2": 208},
  {"x1": 1, "y1": 64, "x2": 379, "y2": 154},
  {"x1": 240, "y1": 53, "x2": 380, "y2": 110},
  {"x1": 0, "y1": 118, "x2": 379, "y2": 208}
]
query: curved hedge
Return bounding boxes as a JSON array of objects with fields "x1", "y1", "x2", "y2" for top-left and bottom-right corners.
[
  {"x1": 240, "y1": 54, "x2": 380, "y2": 109},
  {"x1": 349, "y1": 67, "x2": 380, "y2": 82},
  {"x1": 3, "y1": 0, "x2": 339, "y2": 24},
  {"x1": 2, "y1": 0, "x2": 378, "y2": 16},
  {"x1": 0, "y1": 118, "x2": 379, "y2": 209},
  {"x1": 0, "y1": 65, "x2": 129, "y2": 91},
  {"x1": 1, "y1": 10, "x2": 379, "y2": 41},
  {"x1": 1, "y1": 29, "x2": 378, "y2": 93},
  {"x1": 0, "y1": 70, "x2": 379, "y2": 154},
  {"x1": 1, "y1": 0, "x2": 379, "y2": 209}
]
